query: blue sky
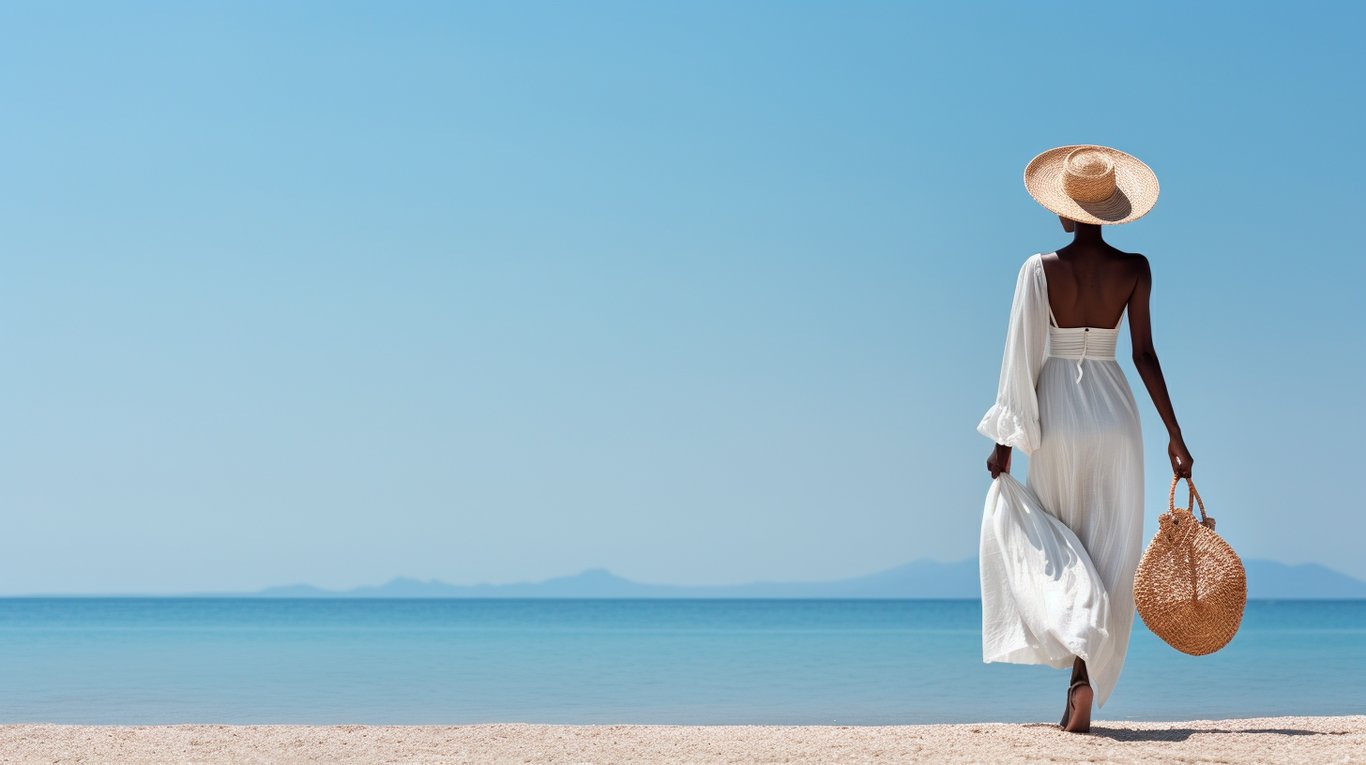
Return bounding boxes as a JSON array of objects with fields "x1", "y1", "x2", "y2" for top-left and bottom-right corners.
[{"x1": 1, "y1": 1, "x2": 1362, "y2": 594}]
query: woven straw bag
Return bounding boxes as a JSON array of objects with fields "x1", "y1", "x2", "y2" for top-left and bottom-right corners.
[{"x1": 1133, "y1": 476, "x2": 1247, "y2": 655}]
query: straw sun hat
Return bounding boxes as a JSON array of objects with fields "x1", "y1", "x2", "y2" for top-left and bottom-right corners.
[{"x1": 1023, "y1": 144, "x2": 1159, "y2": 225}]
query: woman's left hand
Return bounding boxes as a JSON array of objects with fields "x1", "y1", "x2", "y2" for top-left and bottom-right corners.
[{"x1": 1168, "y1": 436, "x2": 1193, "y2": 479}]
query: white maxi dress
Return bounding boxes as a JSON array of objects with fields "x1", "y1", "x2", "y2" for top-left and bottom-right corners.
[{"x1": 976, "y1": 251, "x2": 1145, "y2": 710}]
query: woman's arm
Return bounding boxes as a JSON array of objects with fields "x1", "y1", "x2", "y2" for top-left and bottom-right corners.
[
  {"x1": 1126, "y1": 255, "x2": 1194, "y2": 478},
  {"x1": 979, "y1": 256, "x2": 1049, "y2": 477}
]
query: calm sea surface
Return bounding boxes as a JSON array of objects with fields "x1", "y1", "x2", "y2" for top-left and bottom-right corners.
[{"x1": 0, "y1": 598, "x2": 1360, "y2": 725}]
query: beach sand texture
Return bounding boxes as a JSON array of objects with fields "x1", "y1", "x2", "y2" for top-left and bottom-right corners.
[{"x1": 1, "y1": 715, "x2": 1363, "y2": 764}]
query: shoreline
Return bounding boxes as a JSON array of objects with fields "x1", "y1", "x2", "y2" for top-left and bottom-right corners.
[{"x1": 2, "y1": 715, "x2": 1363, "y2": 764}]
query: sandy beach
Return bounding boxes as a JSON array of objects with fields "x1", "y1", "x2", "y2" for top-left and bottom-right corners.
[{"x1": 0, "y1": 715, "x2": 1361, "y2": 764}]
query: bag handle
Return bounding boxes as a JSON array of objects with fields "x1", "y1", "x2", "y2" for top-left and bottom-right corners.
[{"x1": 1167, "y1": 474, "x2": 1213, "y2": 529}]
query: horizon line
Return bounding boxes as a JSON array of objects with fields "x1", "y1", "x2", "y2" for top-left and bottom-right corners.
[{"x1": 3, "y1": 556, "x2": 1362, "y2": 598}]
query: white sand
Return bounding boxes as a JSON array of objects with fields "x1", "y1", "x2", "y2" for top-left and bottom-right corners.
[{"x1": 2, "y1": 715, "x2": 1363, "y2": 764}]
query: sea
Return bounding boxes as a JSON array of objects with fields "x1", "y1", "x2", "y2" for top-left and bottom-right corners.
[{"x1": 0, "y1": 598, "x2": 1360, "y2": 725}]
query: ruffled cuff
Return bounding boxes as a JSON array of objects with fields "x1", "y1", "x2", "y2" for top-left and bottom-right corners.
[{"x1": 977, "y1": 402, "x2": 1039, "y2": 455}]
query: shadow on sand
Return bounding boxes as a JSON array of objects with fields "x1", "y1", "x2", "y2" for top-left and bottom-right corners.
[{"x1": 1020, "y1": 722, "x2": 1349, "y2": 742}]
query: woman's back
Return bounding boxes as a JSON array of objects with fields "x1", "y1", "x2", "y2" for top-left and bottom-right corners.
[{"x1": 1040, "y1": 248, "x2": 1146, "y2": 330}]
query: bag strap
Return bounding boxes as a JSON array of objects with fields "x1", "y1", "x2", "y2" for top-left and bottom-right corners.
[{"x1": 1168, "y1": 474, "x2": 1212, "y2": 528}]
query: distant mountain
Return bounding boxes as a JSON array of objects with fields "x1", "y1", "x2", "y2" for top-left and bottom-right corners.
[
  {"x1": 195, "y1": 557, "x2": 1365, "y2": 600},
  {"x1": 1242, "y1": 560, "x2": 1366, "y2": 599}
]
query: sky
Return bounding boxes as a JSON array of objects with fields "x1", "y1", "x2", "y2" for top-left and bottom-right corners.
[{"x1": 1, "y1": 1, "x2": 1363, "y2": 594}]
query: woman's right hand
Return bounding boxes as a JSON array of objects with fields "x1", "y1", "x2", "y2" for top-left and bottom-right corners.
[
  {"x1": 986, "y1": 444, "x2": 1011, "y2": 478},
  {"x1": 1168, "y1": 436, "x2": 1193, "y2": 479}
]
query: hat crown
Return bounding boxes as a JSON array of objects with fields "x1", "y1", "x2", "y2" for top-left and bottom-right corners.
[{"x1": 1062, "y1": 147, "x2": 1118, "y2": 203}]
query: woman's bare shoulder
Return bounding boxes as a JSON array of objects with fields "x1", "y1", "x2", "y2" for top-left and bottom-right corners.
[
  {"x1": 1117, "y1": 252, "x2": 1151, "y2": 303},
  {"x1": 1119, "y1": 251, "x2": 1151, "y2": 279}
]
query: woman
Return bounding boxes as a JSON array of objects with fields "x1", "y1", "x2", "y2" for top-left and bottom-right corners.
[{"x1": 977, "y1": 145, "x2": 1193, "y2": 733}]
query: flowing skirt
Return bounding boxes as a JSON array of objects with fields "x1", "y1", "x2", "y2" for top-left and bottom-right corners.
[{"x1": 983, "y1": 355, "x2": 1144, "y2": 710}]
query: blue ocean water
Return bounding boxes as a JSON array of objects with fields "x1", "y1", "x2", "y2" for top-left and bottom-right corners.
[{"x1": 0, "y1": 598, "x2": 1360, "y2": 725}]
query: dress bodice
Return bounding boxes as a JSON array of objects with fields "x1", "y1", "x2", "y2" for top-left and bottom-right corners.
[
  {"x1": 1048, "y1": 324, "x2": 1120, "y2": 360},
  {"x1": 1047, "y1": 302, "x2": 1122, "y2": 381}
]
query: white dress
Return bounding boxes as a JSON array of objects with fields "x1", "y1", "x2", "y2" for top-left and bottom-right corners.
[{"x1": 976, "y1": 251, "x2": 1145, "y2": 710}]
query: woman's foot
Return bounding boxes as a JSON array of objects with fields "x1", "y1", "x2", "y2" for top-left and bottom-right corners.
[{"x1": 1060, "y1": 679, "x2": 1092, "y2": 733}]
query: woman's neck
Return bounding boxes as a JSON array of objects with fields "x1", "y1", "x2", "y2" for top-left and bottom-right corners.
[{"x1": 1071, "y1": 222, "x2": 1105, "y2": 246}]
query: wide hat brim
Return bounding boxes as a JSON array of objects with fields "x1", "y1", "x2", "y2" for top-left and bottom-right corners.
[{"x1": 1024, "y1": 144, "x2": 1159, "y2": 225}]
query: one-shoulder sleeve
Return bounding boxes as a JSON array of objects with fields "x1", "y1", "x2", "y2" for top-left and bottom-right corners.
[{"x1": 976, "y1": 254, "x2": 1048, "y2": 455}]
